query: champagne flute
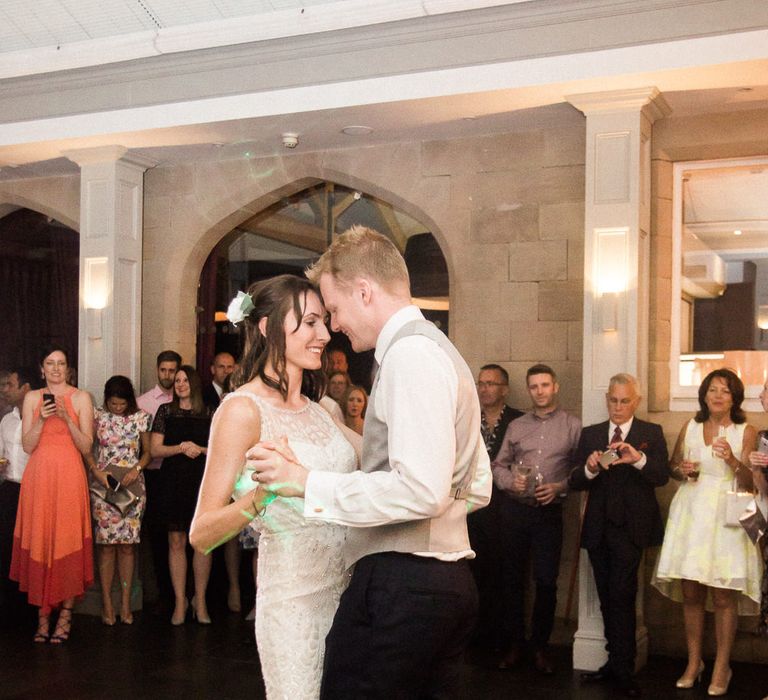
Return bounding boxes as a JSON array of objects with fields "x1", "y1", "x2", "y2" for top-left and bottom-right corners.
[{"x1": 712, "y1": 425, "x2": 727, "y2": 459}]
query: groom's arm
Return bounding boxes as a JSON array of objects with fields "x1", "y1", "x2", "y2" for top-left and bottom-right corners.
[{"x1": 304, "y1": 335, "x2": 489, "y2": 526}]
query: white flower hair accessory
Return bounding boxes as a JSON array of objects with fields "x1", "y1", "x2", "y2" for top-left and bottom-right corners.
[{"x1": 226, "y1": 291, "x2": 255, "y2": 325}]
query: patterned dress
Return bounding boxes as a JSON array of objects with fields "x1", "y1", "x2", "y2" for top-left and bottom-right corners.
[
  {"x1": 653, "y1": 420, "x2": 761, "y2": 614},
  {"x1": 229, "y1": 391, "x2": 356, "y2": 700},
  {"x1": 90, "y1": 408, "x2": 151, "y2": 544}
]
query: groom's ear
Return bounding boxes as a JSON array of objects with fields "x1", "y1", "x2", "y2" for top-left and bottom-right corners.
[{"x1": 356, "y1": 277, "x2": 373, "y2": 305}]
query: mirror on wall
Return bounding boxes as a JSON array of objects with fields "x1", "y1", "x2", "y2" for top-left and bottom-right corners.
[{"x1": 673, "y1": 158, "x2": 768, "y2": 402}]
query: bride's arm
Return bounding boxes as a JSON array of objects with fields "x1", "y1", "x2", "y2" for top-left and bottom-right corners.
[{"x1": 190, "y1": 396, "x2": 271, "y2": 554}]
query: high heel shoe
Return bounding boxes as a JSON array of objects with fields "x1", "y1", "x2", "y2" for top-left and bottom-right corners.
[
  {"x1": 227, "y1": 587, "x2": 241, "y2": 613},
  {"x1": 50, "y1": 607, "x2": 73, "y2": 644},
  {"x1": 708, "y1": 668, "x2": 732, "y2": 696},
  {"x1": 190, "y1": 595, "x2": 211, "y2": 624},
  {"x1": 676, "y1": 660, "x2": 705, "y2": 689},
  {"x1": 34, "y1": 614, "x2": 50, "y2": 643},
  {"x1": 170, "y1": 599, "x2": 188, "y2": 626}
]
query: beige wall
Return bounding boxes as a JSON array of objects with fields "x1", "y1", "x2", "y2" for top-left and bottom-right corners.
[
  {"x1": 140, "y1": 119, "x2": 587, "y2": 405},
  {"x1": 646, "y1": 107, "x2": 768, "y2": 660}
]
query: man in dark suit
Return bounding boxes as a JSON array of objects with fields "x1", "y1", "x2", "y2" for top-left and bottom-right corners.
[
  {"x1": 569, "y1": 373, "x2": 669, "y2": 698},
  {"x1": 202, "y1": 352, "x2": 235, "y2": 410}
]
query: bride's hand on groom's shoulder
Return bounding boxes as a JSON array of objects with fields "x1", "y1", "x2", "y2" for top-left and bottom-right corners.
[{"x1": 246, "y1": 436, "x2": 307, "y2": 498}]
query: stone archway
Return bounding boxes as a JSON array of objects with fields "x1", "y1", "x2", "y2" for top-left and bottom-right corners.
[{"x1": 140, "y1": 151, "x2": 454, "y2": 388}]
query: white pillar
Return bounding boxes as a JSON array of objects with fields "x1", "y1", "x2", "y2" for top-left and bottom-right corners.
[
  {"x1": 64, "y1": 146, "x2": 155, "y2": 400},
  {"x1": 566, "y1": 88, "x2": 670, "y2": 671}
]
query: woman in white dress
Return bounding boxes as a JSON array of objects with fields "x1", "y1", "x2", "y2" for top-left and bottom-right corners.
[
  {"x1": 653, "y1": 368, "x2": 758, "y2": 696},
  {"x1": 190, "y1": 275, "x2": 358, "y2": 700}
]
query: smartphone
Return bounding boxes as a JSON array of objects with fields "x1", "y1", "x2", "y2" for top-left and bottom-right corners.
[
  {"x1": 106, "y1": 474, "x2": 121, "y2": 491},
  {"x1": 759, "y1": 435, "x2": 768, "y2": 455},
  {"x1": 598, "y1": 447, "x2": 621, "y2": 469},
  {"x1": 42, "y1": 393, "x2": 55, "y2": 405}
]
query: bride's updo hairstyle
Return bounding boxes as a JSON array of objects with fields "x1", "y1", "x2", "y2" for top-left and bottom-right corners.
[{"x1": 231, "y1": 274, "x2": 327, "y2": 401}]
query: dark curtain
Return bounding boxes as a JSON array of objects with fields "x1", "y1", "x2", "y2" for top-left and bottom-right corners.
[{"x1": 0, "y1": 210, "x2": 79, "y2": 372}]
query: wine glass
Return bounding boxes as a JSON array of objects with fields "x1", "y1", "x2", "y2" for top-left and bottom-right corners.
[{"x1": 684, "y1": 447, "x2": 700, "y2": 482}]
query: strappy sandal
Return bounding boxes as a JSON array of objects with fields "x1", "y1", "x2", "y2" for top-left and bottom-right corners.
[
  {"x1": 33, "y1": 614, "x2": 50, "y2": 643},
  {"x1": 49, "y1": 607, "x2": 73, "y2": 644}
]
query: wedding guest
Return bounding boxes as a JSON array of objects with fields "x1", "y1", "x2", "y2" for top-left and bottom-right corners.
[
  {"x1": 747, "y1": 378, "x2": 768, "y2": 637},
  {"x1": 202, "y1": 352, "x2": 236, "y2": 411},
  {"x1": 11, "y1": 346, "x2": 94, "y2": 643},
  {"x1": 469, "y1": 363, "x2": 523, "y2": 650},
  {"x1": 319, "y1": 370, "x2": 349, "y2": 423},
  {"x1": 137, "y1": 349, "x2": 181, "y2": 614},
  {"x1": 87, "y1": 376, "x2": 151, "y2": 625},
  {"x1": 570, "y1": 374, "x2": 668, "y2": 698},
  {"x1": 653, "y1": 368, "x2": 759, "y2": 696},
  {"x1": 150, "y1": 365, "x2": 212, "y2": 625},
  {"x1": 0, "y1": 366, "x2": 34, "y2": 627},
  {"x1": 342, "y1": 385, "x2": 367, "y2": 435},
  {"x1": 492, "y1": 364, "x2": 581, "y2": 675},
  {"x1": 328, "y1": 349, "x2": 349, "y2": 375}
]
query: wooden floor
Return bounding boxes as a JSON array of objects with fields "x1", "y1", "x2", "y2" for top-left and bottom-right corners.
[{"x1": 2, "y1": 607, "x2": 768, "y2": 699}]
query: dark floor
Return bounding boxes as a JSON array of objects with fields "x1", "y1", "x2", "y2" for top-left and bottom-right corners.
[{"x1": 1, "y1": 610, "x2": 768, "y2": 699}]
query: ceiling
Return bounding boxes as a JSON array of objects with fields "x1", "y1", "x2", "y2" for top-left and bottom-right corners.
[{"x1": 0, "y1": 0, "x2": 767, "y2": 239}]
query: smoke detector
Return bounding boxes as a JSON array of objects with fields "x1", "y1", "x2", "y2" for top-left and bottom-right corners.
[{"x1": 281, "y1": 133, "x2": 299, "y2": 149}]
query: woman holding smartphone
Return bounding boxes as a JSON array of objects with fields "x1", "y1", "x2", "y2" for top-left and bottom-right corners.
[{"x1": 10, "y1": 346, "x2": 94, "y2": 643}]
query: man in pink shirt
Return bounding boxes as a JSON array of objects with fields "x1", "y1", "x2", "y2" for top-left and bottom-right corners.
[{"x1": 137, "y1": 350, "x2": 181, "y2": 615}]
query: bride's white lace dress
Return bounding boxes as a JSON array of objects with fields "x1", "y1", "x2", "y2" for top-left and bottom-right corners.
[{"x1": 227, "y1": 391, "x2": 356, "y2": 700}]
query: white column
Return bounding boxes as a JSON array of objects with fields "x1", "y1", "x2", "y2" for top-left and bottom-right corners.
[
  {"x1": 566, "y1": 88, "x2": 670, "y2": 671},
  {"x1": 64, "y1": 146, "x2": 155, "y2": 400}
]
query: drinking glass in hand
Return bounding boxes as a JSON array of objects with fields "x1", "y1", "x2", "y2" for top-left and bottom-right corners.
[{"x1": 684, "y1": 447, "x2": 700, "y2": 482}]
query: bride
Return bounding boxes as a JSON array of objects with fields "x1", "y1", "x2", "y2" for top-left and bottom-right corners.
[{"x1": 190, "y1": 275, "x2": 358, "y2": 699}]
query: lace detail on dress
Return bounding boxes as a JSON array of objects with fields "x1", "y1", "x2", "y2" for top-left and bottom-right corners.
[{"x1": 222, "y1": 389, "x2": 356, "y2": 700}]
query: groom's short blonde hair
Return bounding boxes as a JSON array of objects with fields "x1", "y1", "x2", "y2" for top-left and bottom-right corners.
[{"x1": 306, "y1": 225, "x2": 410, "y2": 294}]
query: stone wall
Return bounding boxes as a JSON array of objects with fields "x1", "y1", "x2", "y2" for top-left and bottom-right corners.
[{"x1": 141, "y1": 114, "x2": 587, "y2": 408}]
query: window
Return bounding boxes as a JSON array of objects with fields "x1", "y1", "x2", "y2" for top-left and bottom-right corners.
[{"x1": 670, "y1": 156, "x2": 768, "y2": 410}]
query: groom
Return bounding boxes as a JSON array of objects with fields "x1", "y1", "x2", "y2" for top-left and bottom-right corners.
[{"x1": 248, "y1": 225, "x2": 491, "y2": 698}]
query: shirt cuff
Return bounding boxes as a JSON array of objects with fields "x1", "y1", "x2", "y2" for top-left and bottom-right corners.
[
  {"x1": 585, "y1": 464, "x2": 599, "y2": 480},
  {"x1": 632, "y1": 451, "x2": 647, "y2": 470},
  {"x1": 303, "y1": 470, "x2": 337, "y2": 520}
]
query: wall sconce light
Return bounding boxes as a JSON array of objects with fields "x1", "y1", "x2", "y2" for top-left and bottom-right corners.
[
  {"x1": 596, "y1": 229, "x2": 629, "y2": 333},
  {"x1": 758, "y1": 305, "x2": 768, "y2": 342},
  {"x1": 84, "y1": 257, "x2": 109, "y2": 340},
  {"x1": 86, "y1": 308, "x2": 103, "y2": 339},
  {"x1": 600, "y1": 292, "x2": 620, "y2": 332}
]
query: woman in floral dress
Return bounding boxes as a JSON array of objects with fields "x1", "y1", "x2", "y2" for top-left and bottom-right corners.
[{"x1": 87, "y1": 375, "x2": 151, "y2": 625}]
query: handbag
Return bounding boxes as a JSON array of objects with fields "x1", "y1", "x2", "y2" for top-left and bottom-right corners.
[
  {"x1": 738, "y1": 497, "x2": 767, "y2": 544},
  {"x1": 725, "y1": 477, "x2": 753, "y2": 528},
  {"x1": 89, "y1": 463, "x2": 142, "y2": 516}
]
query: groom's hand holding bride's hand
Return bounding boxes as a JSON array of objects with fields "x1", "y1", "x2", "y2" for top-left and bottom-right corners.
[{"x1": 246, "y1": 436, "x2": 308, "y2": 498}]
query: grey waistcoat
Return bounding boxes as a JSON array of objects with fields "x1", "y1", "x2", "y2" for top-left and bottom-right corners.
[{"x1": 344, "y1": 319, "x2": 484, "y2": 568}]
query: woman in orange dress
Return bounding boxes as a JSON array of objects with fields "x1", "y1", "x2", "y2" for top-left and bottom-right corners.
[{"x1": 10, "y1": 346, "x2": 94, "y2": 643}]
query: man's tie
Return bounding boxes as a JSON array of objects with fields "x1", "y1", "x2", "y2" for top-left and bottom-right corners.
[{"x1": 611, "y1": 425, "x2": 622, "y2": 445}]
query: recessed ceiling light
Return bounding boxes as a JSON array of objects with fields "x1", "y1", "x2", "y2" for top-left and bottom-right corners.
[
  {"x1": 341, "y1": 126, "x2": 373, "y2": 136},
  {"x1": 737, "y1": 87, "x2": 754, "y2": 92},
  {"x1": 734, "y1": 229, "x2": 742, "y2": 236},
  {"x1": 462, "y1": 116, "x2": 477, "y2": 121}
]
